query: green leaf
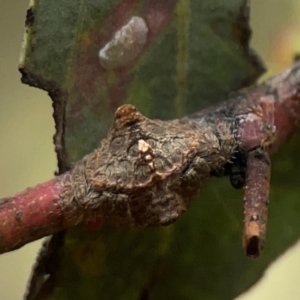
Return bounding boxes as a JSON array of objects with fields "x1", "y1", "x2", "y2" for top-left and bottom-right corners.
[
  {"x1": 20, "y1": 0, "x2": 264, "y2": 164},
  {"x1": 20, "y1": 1, "x2": 300, "y2": 300}
]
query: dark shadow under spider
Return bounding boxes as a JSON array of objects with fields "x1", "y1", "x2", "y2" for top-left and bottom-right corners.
[{"x1": 212, "y1": 148, "x2": 248, "y2": 189}]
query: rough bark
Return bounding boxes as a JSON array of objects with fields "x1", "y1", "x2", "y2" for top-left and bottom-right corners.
[{"x1": 1, "y1": 60, "x2": 300, "y2": 256}]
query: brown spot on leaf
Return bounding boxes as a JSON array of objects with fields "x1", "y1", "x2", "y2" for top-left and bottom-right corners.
[{"x1": 25, "y1": 7, "x2": 35, "y2": 27}]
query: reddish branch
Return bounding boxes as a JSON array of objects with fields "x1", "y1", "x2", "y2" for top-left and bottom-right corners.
[
  {"x1": 1, "y1": 61, "x2": 300, "y2": 257},
  {"x1": 243, "y1": 150, "x2": 270, "y2": 258}
]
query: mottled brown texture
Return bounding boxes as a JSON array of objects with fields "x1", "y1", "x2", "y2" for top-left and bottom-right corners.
[
  {"x1": 1, "y1": 62, "x2": 300, "y2": 256},
  {"x1": 64, "y1": 104, "x2": 235, "y2": 227}
]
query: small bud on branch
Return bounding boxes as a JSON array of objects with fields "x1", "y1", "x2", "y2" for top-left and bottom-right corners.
[{"x1": 1, "y1": 61, "x2": 300, "y2": 256}]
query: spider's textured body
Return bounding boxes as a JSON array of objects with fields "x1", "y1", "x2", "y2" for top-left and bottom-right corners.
[{"x1": 61, "y1": 104, "x2": 236, "y2": 227}]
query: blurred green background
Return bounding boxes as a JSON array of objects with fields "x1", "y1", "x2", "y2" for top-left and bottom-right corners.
[{"x1": 0, "y1": 0, "x2": 299, "y2": 299}]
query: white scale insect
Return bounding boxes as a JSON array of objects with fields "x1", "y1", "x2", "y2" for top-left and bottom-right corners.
[{"x1": 99, "y1": 16, "x2": 148, "y2": 69}]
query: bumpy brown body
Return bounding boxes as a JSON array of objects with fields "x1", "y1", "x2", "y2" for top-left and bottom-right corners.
[{"x1": 66, "y1": 105, "x2": 236, "y2": 227}]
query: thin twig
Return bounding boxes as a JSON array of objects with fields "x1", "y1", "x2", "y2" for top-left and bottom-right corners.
[{"x1": 243, "y1": 149, "x2": 271, "y2": 258}]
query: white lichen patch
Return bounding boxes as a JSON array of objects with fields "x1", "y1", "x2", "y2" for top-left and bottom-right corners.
[
  {"x1": 99, "y1": 16, "x2": 148, "y2": 69},
  {"x1": 138, "y1": 139, "x2": 155, "y2": 166},
  {"x1": 138, "y1": 139, "x2": 151, "y2": 153}
]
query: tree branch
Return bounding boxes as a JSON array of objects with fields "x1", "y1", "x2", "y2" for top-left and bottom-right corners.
[{"x1": 1, "y1": 61, "x2": 300, "y2": 256}]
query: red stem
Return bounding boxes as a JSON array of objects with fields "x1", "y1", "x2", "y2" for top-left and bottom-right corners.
[
  {"x1": 0, "y1": 175, "x2": 78, "y2": 253},
  {"x1": 0, "y1": 61, "x2": 300, "y2": 255},
  {"x1": 235, "y1": 62, "x2": 300, "y2": 257},
  {"x1": 243, "y1": 150, "x2": 271, "y2": 258}
]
